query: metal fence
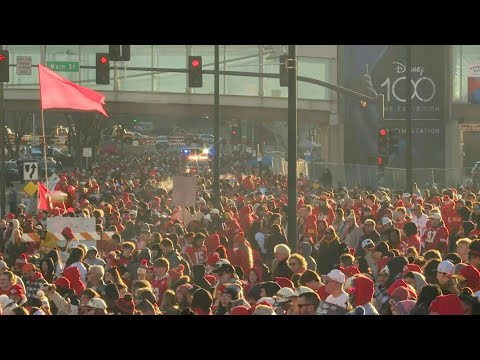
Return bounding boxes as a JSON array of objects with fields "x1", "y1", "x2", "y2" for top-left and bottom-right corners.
[
  {"x1": 304, "y1": 162, "x2": 465, "y2": 191},
  {"x1": 272, "y1": 157, "x2": 309, "y2": 178}
]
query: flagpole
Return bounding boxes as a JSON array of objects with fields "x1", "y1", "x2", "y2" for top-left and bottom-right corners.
[{"x1": 38, "y1": 65, "x2": 49, "y2": 189}]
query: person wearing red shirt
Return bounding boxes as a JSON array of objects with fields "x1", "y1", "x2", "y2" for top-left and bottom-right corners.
[
  {"x1": 403, "y1": 222, "x2": 421, "y2": 254},
  {"x1": 316, "y1": 196, "x2": 335, "y2": 226},
  {"x1": 421, "y1": 212, "x2": 449, "y2": 257},
  {"x1": 150, "y1": 257, "x2": 170, "y2": 306},
  {"x1": 185, "y1": 233, "x2": 208, "y2": 266},
  {"x1": 299, "y1": 269, "x2": 328, "y2": 301},
  {"x1": 223, "y1": 211, "x2": 242, "y2": 241},
  {"x1": 365, "y1": 194, "x2": 379, "y2": 220},
  {"x1": 232, "y1": 232, "x2": 253, "y2": 275}
]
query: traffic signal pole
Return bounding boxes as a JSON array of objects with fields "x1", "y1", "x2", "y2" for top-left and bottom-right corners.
[
  {"x1": 0, "y1": 44, "x2": 5, "y2": 217},
  {"x1": 213, "y1": 46, "x2": 220, "y2": 209},
  {"x1": 287, "y1": 45, "x2": 298, "y2": 251},
  {"x1": 405, "y1": 45, "x2": 413, "y2": 194}
]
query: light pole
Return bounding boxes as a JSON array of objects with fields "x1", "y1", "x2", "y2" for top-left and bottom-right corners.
[
  {"x1": 0, "y1": 44, "x2": 5, "y2": 217},
  {"x1": 287, "y1": 45, "x2": 298, "y2": 251},
  {"x1": 406, "y1": 45, "x2": 413, "y2": 194},
  {"x1": 213, "y1": 45, "x2": 220, "y2": 209}
]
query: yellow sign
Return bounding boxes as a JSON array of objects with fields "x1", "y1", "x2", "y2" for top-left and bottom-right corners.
[{"x1": 24, "y1": 181, "x2": 38, "y2": 196}]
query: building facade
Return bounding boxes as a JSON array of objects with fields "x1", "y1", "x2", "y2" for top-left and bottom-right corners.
[{"x1": 3, "y1": 45, "x2": 340, "y2": 166}]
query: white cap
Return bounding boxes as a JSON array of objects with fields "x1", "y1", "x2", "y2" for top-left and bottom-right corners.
[
  {"x1": 437, "y1": 260, "x2": 454, "y2": 275},
  {"x1": 210, "y1": 208, "x2": 220, "y2": 215},
  {"x1": 361, "y1": 239, "x2": 375, "y2": 249},
  {"x1": 87, "y1": 298, "x2": 107, "y2": 310},
  {"x1": 428, "y1": 213, "x2": 442, "y2": 220},
  {"x1": 402, "y1": 193, "x2": 412, "y2": 198},
  {"x1": 381, "y1": 217, "x2": 392, "y2": 225},
  {"x1": 274, "y1": 287, "x2": 295, "y2": 303},
  {"x1": 294, "y1": 286, "x2": 315, "y2": 296},
  {"x1": 325, "y1": 269, "x2": 346, "y2": 284}
]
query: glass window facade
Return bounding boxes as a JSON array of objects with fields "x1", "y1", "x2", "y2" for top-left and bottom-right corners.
[
  {"x1": 452, "y1": 45, "x2": 480, "y2": 103},
  {"x1": 2, "y1": 45, "x2": 332, "y2": 100}
]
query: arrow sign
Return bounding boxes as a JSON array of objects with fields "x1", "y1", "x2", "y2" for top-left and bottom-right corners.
[
  {"x1": 0, "y1": 55, "x2": 5, "y2": 61},
  {"x1": 23, "y1": 161, "x2": 39, "y2": 181}
]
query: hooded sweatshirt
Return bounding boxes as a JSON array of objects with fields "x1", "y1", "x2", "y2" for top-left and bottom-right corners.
[
  {"x1": 350, "y1": 275, "x2": 379, "y2": 315},
  {"x1": 298, "y1": 242, "x2": 317, "y2": 272},
  {"x1": 63, "y1": 266, "x2": 86, "y2": 297}
]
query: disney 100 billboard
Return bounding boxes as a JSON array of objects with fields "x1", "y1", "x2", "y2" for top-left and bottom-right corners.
[{"x1": 341, "y1": 45, "x2": 446, "y2": 169}]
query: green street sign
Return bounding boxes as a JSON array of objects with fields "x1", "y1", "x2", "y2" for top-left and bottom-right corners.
[{"x1": 46, "y1": 61, "x2": 79, "y2": 72}]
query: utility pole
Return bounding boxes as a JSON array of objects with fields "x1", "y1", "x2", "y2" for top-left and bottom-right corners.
[
  {"x1": 213, "y1": 45, "x2": 220, "y2": 209},
  {"x1": 406, "y1": 45, "x2": 413, "y2": 194},
  {"x1": 287, "y1": 45, "x2": 298, "y2": 251},
  {"x1": 0, "y1": 44, "x2": 5, "y2": 217}
]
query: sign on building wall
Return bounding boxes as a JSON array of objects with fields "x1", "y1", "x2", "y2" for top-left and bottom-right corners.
[
  {"x1": 468, "y1": 63, "x2": 480, "y2": 104},
  {"x1": 341, "y1": 45, "x2": 446, "y2": 169}
]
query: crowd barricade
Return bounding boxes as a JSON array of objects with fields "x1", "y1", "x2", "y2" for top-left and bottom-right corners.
[{"x1": 22, "y1": 231, "x2": 117, "y2": 256}]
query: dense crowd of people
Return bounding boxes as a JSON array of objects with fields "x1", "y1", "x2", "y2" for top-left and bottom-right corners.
[{"x1": 1, "y1": 149, "x2": 479, "y2": 315}]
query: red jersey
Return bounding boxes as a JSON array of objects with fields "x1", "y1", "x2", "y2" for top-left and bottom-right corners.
[
  {"x1": 405, "y1": 234, "x2": 421, "y2": 254},
  {"x1": 185, "y1": 245, "x2": 208, "y2": 265},
  {"x1": 150, "y1": 274, "x2": 169, "y2": 306},
  {"x1": 421, "y1": 225, "x2": 449, "y2": 257},
  {"x1": 446, "y1": 210, "x2": 463, "y2": 233}
]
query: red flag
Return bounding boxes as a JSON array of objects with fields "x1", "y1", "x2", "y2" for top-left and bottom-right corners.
[
  {"x1": 37, "y1": 181, "x2": 50, "y2": 210},
  {"x1": 38, "y1": 64, "x2": 109, "y2": 117}
]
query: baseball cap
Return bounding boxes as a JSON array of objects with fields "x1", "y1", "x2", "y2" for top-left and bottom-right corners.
[
  {"x1": 402, "y1": 193, "x2": 412, "y2": 198},
  {"x1": 87, "y1": 298, "x2": 107, "y2": 310},
  {"x1": 361, "y1": 239, "x2": 375, "y2": 249},
  {"x1": 437, "y1": 260, "x2": 454, "y2": 275},
  {"x1": 428, "y1": 213, "x2": 442, "y2": 220},
  {"x1": 0, "y1": 260, "x2": 9, "y2": 270},
  {"x1": 324, "y1": 269, "x2": 346, "y2": 284},
  {"x1": 381, "y1": 217, "x2": 392, "y2": 226},
  {"x1": 213, "y1": 263, "x2": 235, "y2": 274},
  {"x1": 274, "y1": 287, "x2": 295, "y2": 303},
  {"x1": 294, "y1": 286, "x2": 315, "y2": 296}
]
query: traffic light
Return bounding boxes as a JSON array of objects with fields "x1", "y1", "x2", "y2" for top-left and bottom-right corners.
[
  {"x1": 378, "y1": 127, "x2": 389, "y2": 170},
  {"x1": 96, "y1": 53, "x2": 110, "y2": 85},
  {"x1": 109, "y1": 45, "x2": 131, "y2": 61},
  {"x1": 231, "y1": 124, "x2": 239, "y2": 145},
  {"x1": 279, "y1": 55, "x2": 288, "y2": 87},
  {"x1": 0, "y1": 50, "x2": 9, "y2": 82},
  {"x1": 188, "y1": 56, "x2": 203, "y2": 88}
]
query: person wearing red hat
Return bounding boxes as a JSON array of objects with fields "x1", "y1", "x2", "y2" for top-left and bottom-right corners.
[
  {"x1": 454, "y1": 265, "x2": 480, "y2": 296},
  {"x1": 429, "y1": 293, "x2": 464, "y2": 315},
  {"x1": 229, "y1": 305, "x2": 250, "y2": 315},
  {"x1": 116, "y1": 293, "x2": 137, "y2": 315},
  {"x1": 346, "y1": 274, "x2": 379, "y2": 315},
  {"x1": 9, "y1": 283, "x2": 27, "y2": 306},
  {"x1": 22, "y1": 263, "x2": 47, "y2": 301},
  {"x1": 168, "y1": 264, "x2": 185, "y2": 288}
]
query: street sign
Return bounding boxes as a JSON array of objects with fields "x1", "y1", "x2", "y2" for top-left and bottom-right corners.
[
  {"x1": 24, "y1": 181, "x2": 38, "y2": 196},
  {"x1": 46, "y1": 61, "x2": 80, "y2": 73},
  {"x1": 460, "y1": 123, "x2": 480, "y2": 131},
  {"x1": 83, "y1": 148, "x2": 92, "y2": 157},
  {"x1": 48, "y1": 173, "x2": 60, "y2": 191},
  {"x1": 23, "y1": 162, "x2": 38, "y2": 181},
  {"x1": 16, "y1": 56, "x2": 32, "y2": 75}
]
